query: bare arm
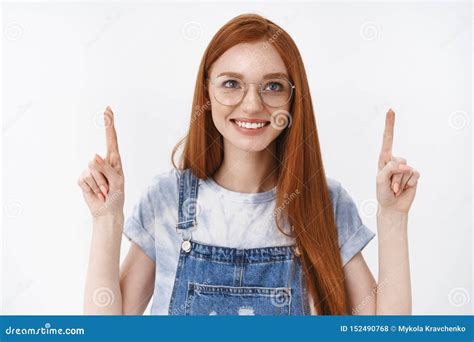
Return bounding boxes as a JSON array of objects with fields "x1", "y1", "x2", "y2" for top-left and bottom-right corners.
[
  {"x1": 120, "y1": 242, "x2": 155, "y2": 315},
  {"x1": 84, "y1": 215, "x2": 124, "y2": 314},
  {"x1": 83, "y1": 214, "x2": 155, "y2": 314},
  {"x1": 375, "y1": 209, "x2": 411, "y2": 314},
  {"x1": 344, "y1": 109, "x2": 420, "y2": 315},
  {"x1": 79, "y1": 107, "x2": 155, "y2": 315},
  {"x1": 344, "y1": 253, "x2": 377, "y2": 315},
  {"x1": 344, "y1": 211, "x2": 411, "y2": 315}
]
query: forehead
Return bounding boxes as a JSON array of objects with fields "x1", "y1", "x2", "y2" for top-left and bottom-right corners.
[{"x1": 209, "y1": 40, "x2": 288, "y2": 81}]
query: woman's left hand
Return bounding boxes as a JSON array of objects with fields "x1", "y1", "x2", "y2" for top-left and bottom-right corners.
[{"x1": 376, "y1": 109, "x2": 421, "y2": 213}]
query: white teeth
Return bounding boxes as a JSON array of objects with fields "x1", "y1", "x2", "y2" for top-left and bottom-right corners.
[{"x1": 234, "y1": 120, "x2": 267, "y2": 129}]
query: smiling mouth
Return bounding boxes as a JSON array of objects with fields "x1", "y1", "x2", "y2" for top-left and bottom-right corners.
[{"x1": 230, "y1": 119, "x2": 271, "y2": 130}]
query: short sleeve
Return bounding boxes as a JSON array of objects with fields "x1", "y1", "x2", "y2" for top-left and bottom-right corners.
[
  {"x1": 123, "y1": 178, "x2": 160, "y2": 262},
  {"x1": 327, "y1": 178, "x2": 376, "y2": 267}
]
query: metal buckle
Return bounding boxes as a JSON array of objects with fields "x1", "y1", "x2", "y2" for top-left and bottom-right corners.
[
  {"x1": 176, "y1": 220, "x2": 197, "y2": 253},
  {"x1": 175, "y1": 219, "x2": 197, "y2": 233},
  {"x1": 181, "y1": 240, "x2": 192, "y2": 253}
]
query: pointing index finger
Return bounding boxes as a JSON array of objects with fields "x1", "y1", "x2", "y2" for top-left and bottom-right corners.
[
  {"x1": 381, "y1": 108, "x2": 395, "y2": 154},
  {"x1": 104, "y1": 106, "x2": 119, "y2": 154}
]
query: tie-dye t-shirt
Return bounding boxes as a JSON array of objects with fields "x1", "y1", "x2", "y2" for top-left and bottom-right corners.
[{"x1": 122, "y1": 167, "x2": 376, "y2": 315}]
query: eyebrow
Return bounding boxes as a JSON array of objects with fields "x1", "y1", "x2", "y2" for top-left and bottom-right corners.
[{"x1": 216, "y1": 72, "x2": 289, "y2": 80}]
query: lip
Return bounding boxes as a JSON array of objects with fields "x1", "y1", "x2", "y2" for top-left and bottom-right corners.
[{"x1": 230, "y1": 118, "x2": 271, "y2": 136}]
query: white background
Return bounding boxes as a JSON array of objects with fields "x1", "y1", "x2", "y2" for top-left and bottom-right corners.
[{"x1": 1, "y1": 1, "x2": 472, "y2": 315}]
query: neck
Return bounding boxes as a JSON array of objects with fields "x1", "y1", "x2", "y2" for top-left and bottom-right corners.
[{"x1": 213, "y1": 140, "x2": 279, "y2": 193}]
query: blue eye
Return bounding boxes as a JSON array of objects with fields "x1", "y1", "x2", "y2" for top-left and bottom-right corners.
[
  {"x1": 264, "y1": 81, "x2": 283, "y2": 92},
  {"x1": 222, "y1": 79, "x2": 241, "y2": 89}
]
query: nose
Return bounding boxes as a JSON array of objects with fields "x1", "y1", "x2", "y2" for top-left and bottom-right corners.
[{"x1": 240, "y1": 83, "x2": 264, "y2": 114}]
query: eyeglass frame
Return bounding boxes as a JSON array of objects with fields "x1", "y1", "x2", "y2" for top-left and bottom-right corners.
[{"x1": 206, "y1": 76, "x2": 296, "y2": 108}]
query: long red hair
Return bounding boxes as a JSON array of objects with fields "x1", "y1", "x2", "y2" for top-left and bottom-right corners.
[{"x1": 172, "y1": 13, "x2": 347, "y2": 315}]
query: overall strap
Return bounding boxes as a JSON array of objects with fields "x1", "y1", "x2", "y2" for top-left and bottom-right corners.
[{"x1": 176, "y1": 168, "x2": 199, "y2": 231}]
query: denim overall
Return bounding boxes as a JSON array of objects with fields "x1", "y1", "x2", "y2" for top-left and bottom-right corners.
[{"x1": 168, "y1": 169, "x2": 311, "y2": 315}]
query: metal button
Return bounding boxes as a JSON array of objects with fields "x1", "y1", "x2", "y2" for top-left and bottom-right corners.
[{"x1": 181, "y1": 240, "x2": 192, "y2": 253}]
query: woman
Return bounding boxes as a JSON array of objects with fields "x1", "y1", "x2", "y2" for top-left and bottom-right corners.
[{"x1": 78, "y1": 13, "x2": 420, "y2": 315}]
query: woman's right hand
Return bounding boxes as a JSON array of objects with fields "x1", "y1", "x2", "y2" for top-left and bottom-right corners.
[{"x1": 77, "y1": 106, "x2": 125, "y2": 218}]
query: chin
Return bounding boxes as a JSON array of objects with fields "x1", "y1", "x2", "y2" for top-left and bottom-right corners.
[{"x1": 228, "y1": 136, "x2": 272, "y2": 153}]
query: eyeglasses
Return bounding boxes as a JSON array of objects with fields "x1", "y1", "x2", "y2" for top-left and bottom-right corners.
[{"x1": 209, "y1": 75, "x2": 295, "y2": 108}]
